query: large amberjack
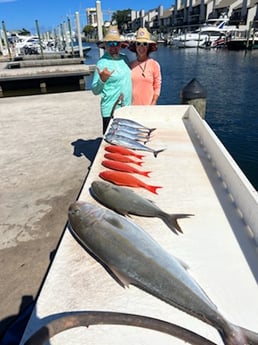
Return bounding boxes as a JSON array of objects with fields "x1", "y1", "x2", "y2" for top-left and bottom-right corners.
[
  {"x1": 68, "y1": 201, "x2": 258, "y2": 345},
  {"x1": 90, "y1": 180, "x2": 192, "y2": 234}
]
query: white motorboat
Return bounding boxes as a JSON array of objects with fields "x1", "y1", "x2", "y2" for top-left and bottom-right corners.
[
  {"x1": 13, "y1": 35, "x2": 44, "y2": 55},
  {"x1": 172, "y1": 18, "x2": 235, "y2": 48},
  {"x1": 8, "y1": 33, "x2": 91, "y2": 57},
  {"x1": 65, "y1": 45, "x2": 91, "y2": 57}
]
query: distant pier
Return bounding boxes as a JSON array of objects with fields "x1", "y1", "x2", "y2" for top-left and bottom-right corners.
[{"x1": 0, "y1": 57, "x2": 96, "y2": 97}]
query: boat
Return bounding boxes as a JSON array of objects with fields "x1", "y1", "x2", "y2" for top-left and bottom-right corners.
[
  {"x1": 226, "y1": 29, "x2": 258, "y2": 50},
  {"x1": 6, "y1": 33, "x2": 91, "y2": 57},
  {"x1": 13, "y1": 35, "x2": 45, "y2": 55},
  {"x1": 199, "y1": 34, "x2": 228, "y2": 49},
  {"x1": 123, "y1": 32, "x2": 136, "y2": 41},
  {"x1": 172, "y1": 18, "x2": 235, "y2": 48},
  {"x1": 65, "y1": 44, "x2": 91, "y2": 57}
]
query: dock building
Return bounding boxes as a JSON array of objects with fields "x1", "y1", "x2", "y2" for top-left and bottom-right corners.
[{"x1": 86, "y1": 0, "x2": 258, "y2": 33}]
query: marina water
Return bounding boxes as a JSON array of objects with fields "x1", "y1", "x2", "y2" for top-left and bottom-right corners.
[{"x1": 85, "y1": 43, "x2": 258, "y2": 191}]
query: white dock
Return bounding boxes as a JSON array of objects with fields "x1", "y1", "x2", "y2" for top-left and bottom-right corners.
[{"x1": 20, "y1": 105, "x2": 258, "y2": 345}]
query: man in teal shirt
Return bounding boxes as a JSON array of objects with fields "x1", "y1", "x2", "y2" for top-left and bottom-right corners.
[{"x1": 92, "y1": 26, "x2": 132, "y2": 134}]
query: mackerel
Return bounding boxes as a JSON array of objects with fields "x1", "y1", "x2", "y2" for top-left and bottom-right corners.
[
  {"x1": 105, "y1": 133, "x2": 165, "y2": 158},
  {"x1": 112, "y1": 118, "x2": 156, "y2": 135},
  {"x1": 110, "y1": 122, "x2": 152, "y2": 135},
  {"x1": 107, "y1": 128, "x2": 151, "y2": 144},
  {"x1": 90, "y1": 180, "x2": 193, "y2": 234},
  {"x1": 68, "y1": 201, "x2": 258, "y2": 345}
]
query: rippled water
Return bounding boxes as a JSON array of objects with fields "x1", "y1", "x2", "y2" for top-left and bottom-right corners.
[{"x1": 85, "y1": 43, "x2": 258, "y2": 189}]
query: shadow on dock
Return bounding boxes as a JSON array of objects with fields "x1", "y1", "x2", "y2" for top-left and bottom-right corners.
[{"x1": 71, "y1": 137, "x2": 102, "y2": 164}]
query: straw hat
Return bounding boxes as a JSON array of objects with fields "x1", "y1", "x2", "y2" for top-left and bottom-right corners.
[
  {"x1": 97, "y1": 25, "x2": 128, "y2": 49},
  {"x1": 128, "y1": 27, "x2": 157, "y2": 52}
]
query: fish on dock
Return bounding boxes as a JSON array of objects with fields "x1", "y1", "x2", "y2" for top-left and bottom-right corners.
[
  {"x1": 105, "y1": 133, "x2": 165, "y2": 158},
  {"x1": 107, "y1": 128, "x2": 151, "y2": 144},
  {"x1": 99, "y1": 170, "x2": 162, "y2": 194},
  {"x1": 110, "y1": 122, "x2": 153, "y2": 135},
  {"x1": 104, "y1": 152, "x2": 144, "y2": 166},
  {"x1": 101, "y1": 160, "x2": 151, "y2": 177},
  {"x1": 112, "y1": 117, "x2": 156, "y2": 136},
  {"x1": 68, "y1": 201, "x2": 258, "y2": 345},
  {"x1": 105, "y1": 145, "x2": 145, "y2": 159},
  {"x1": 90, "y1": 180, "x2": 193, "y2": 234}
]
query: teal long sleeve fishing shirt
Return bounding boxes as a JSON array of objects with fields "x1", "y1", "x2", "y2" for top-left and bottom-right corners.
[{"x1": 91, "y1": 52, "x2": 132, "y2": 118}]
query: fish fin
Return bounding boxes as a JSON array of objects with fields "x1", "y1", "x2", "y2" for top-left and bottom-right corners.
[
  {"x1": 146, "y1": 198, "x2": 156, "y2": 204},
  {"x1": 113, "y1": 209, "x2": 127, "y2": 217},
  {"x1": 146, "y1": 185, "x2": 162, "y2": 195},
  {"x1": 174, "y1": 256, "x2": 190, "y2": 270},
  {"x1": 220, "y1": 323, "x2": 258, "y2": 345},
  {"x1": 161, "y1": 213, "x2": 194, "y2": 235},
  {"x1": 135, "y1": 161, "x2": 144, "y2": 166},
  {"x1": 103, "y1": 214, "x2": 124, "y2": 229},
  {"x1": 109, "y1": 265, "x2": 131, "y2": 288},
  {"x1": 113, "y1": 210, "x2": 130, "y2": 217},
  {"x1": 154, "y1": 148, "x2": 166, "y2": 158}
]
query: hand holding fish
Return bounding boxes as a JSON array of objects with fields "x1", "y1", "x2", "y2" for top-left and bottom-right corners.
[{"x1": 97, "y1": 67, "x2": 114, "y2": 82}]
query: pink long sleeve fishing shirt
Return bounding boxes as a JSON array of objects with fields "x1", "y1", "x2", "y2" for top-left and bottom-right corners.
[{"x1": 130, "y1": 58, "x2": 161, "y2": 105}]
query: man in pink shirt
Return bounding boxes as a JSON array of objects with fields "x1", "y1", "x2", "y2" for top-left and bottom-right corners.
[{"x1": 129, "y1": 28, "x2": 162, "y2": 105}]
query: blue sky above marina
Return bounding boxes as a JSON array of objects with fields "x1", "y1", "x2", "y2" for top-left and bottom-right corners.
[{"x1": 1, "y1": 0, "x2": 174, "y2": 33}]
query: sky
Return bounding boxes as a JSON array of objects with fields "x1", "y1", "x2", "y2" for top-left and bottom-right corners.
[{"x1": 0, "y1": 0, "x2": 174, "y2": 33}]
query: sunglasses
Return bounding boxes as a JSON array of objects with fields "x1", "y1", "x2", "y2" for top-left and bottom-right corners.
[
  {"x1": 136, "y1": 42, "x2": 149, "y2": 46},
  {"x1": 106, "y1": 41, "x2": 120, "y2": 47}
]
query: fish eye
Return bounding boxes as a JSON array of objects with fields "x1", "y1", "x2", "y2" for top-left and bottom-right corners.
[
  {"x1": 69, "y1": 204, "x2": 81, "y2": 216},
  {"x1": 74, "y1": 208, "x2": 80, "y2": 216}
]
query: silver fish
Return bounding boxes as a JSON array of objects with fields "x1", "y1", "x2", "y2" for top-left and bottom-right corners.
[
  {"x1": 68, "y1": 201, "x2": 258, "y2": 345},
  {"x1": 111, "y1": 122, "x2": 152, "y2": 135},
  {"x1": 107, "y1": 128, "x2": 151, "y2": 144},
  {"x1": 105, "y1": 133, "x2": 165, "y2": 158},
  {"x1": 112, "y1": 118, "x2": 156, "y2": 135},
  {"x1": 90, "y1": 180, "x2": 193, "y2": 234}
]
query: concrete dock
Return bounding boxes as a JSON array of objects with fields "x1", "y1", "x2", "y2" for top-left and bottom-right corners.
[
  {"x1": 20, "y1": 105, "x2": 258, "y2": 345},
  {"x1": 1, "y1": 59, "x2": 257, "y2": 344},
  {"x1": 0, "y1": 90, "x2": 101, "y2": 340},
  {"x1": 0, "y1": 59, "x2": 95, "y2": 96}
]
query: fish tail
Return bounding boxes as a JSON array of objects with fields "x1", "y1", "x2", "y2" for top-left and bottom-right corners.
[
  {"x1": 153, "y1": 148, "x2": 166, "y2": 158},
  {"x1": 148, "y1": 128, "x2": 157, "y2": 135},
  {"x1": 146, "y1": 185, "x2": 162, "y2": 194},
  {"x1": 135, "y1": 161, "x2": 144, "y2": 166},
  {"x1": 220, "y1": 323, "x2": 258, "y2": 345},
  {"x1": 140, "y1": 171, "x2": 152, "y2": 177},
  {"x1": 161, "y1": 213, "x2": 194, "y2": 235},
  {"x1": 135, "y1": 154, "x2": 145, "y2": 159}
]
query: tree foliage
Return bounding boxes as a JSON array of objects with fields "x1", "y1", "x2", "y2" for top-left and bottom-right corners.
[
  {"x1": 18, "y1": 28, "x2": 31, "y2": 36},
  {"x1": 111, "y1": 9, "x2": 131, "y2": 31},
  {"x1": 82, "y1": 25, "x2": 95, "y2": 35}
]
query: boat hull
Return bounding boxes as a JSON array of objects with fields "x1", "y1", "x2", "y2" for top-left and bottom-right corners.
[{"x1": 227, "y1": 39, "x2": 258, "y2": 50}]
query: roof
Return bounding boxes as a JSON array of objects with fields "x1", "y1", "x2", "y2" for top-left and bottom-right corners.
[{"x1": 160, "y1": 9, "x2": 173, "y2": 18}]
